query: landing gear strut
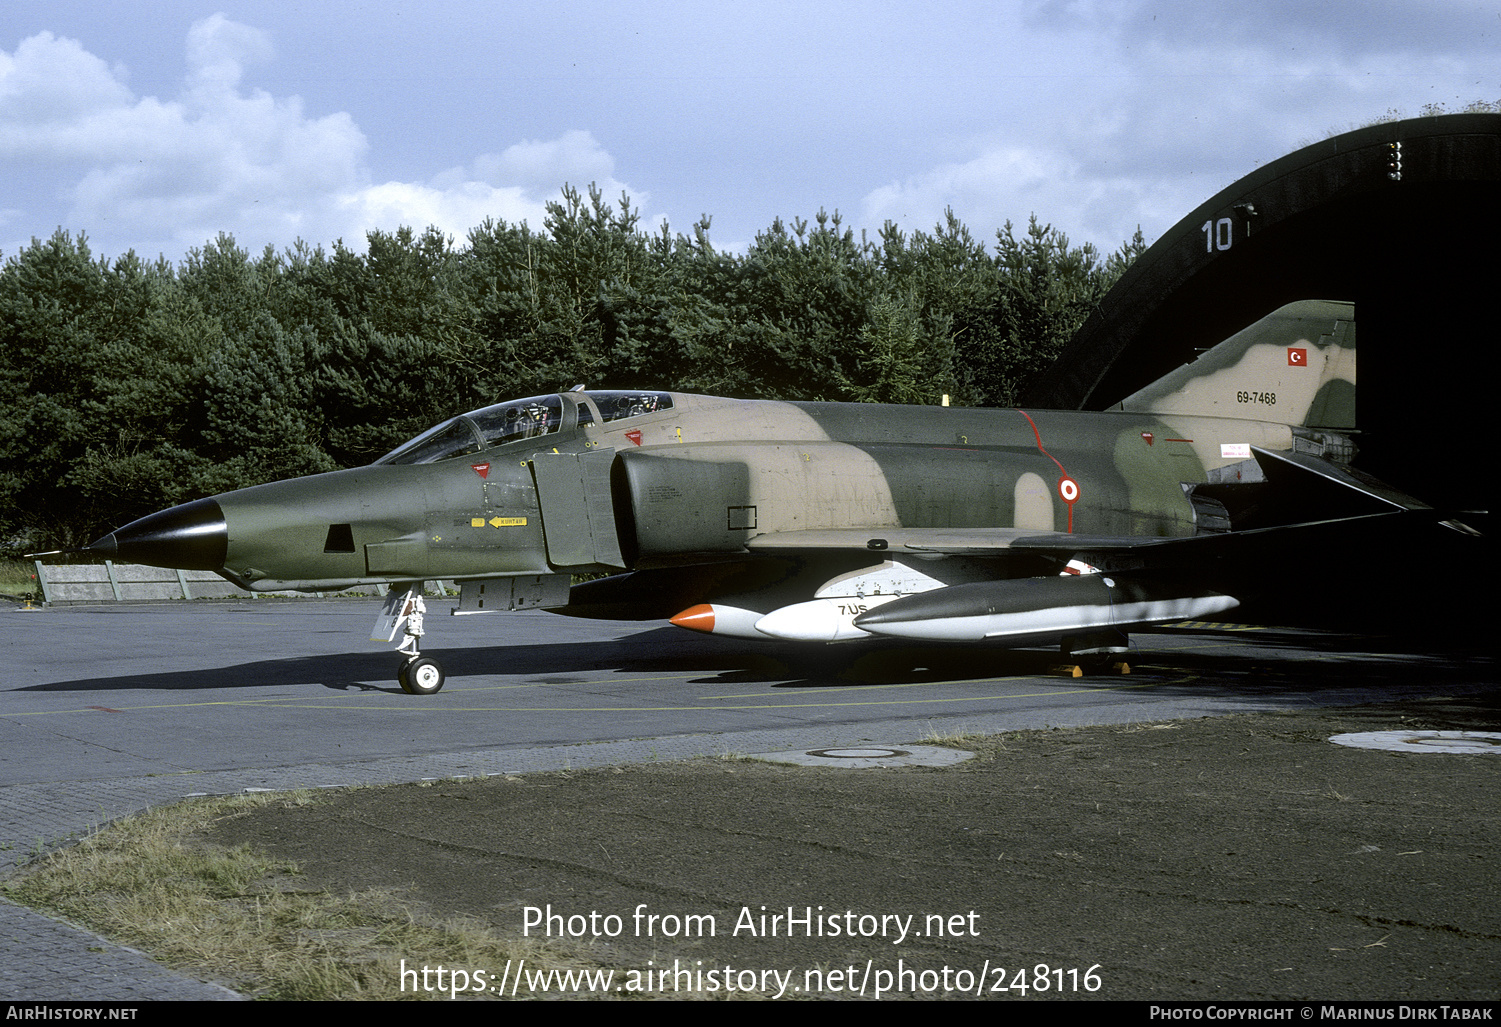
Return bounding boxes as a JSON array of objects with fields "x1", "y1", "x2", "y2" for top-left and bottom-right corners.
[{"x1": 379, "y1": 586, "x2": 447, "y2": 694}]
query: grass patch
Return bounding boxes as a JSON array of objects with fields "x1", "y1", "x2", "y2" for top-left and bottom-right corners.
[
  {"x1": 0, "y1": 558, "x2": 39, "y2": 597},
  {"x1": 1, "y1": 791, "x2": 603, "y2": 1000},
  {"x1": 919, "y1": 726, "x2": 1010, "y2": 759}
]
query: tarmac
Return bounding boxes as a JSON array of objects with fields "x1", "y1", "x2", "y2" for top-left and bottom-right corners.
[
  {"x1": 3, "y1": 723, "x2": 949, "y2": 1000},
  {"x1": 1, "y1": 597, "x2": 1496, "y2": 1001}
]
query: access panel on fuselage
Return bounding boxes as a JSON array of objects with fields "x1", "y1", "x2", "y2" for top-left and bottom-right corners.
[{"x1": 530, "y1": 450, "x2": 627, "y2": 569}]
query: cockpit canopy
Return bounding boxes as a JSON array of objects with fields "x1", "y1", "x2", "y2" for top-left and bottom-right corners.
[{"x1": 375, "y1": 391, "x2": 674, "y2": 465}]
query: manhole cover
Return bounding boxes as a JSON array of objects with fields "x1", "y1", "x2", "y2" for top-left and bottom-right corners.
[
  {"x1": 745, "y1": 744, "x2": 973, "y2": 769},
  {"x1": 1329, "y1": 730, "x2": 1501, "y2": 755}
]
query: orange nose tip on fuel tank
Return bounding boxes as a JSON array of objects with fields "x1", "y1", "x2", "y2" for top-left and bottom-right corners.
[{"x1": 669, "y1": 605, "x2": 717, "y2": 633}]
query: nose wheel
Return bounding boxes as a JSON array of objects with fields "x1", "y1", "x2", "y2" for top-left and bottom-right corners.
[
  {"x1": 377, "y1": 586, "x2": 447, "y2": 694},
  {"x1": 399, "y1": 655, "x2": 446, "y2": 694}
]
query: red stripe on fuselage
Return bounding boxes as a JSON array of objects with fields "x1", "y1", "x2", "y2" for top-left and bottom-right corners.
[{"x1": 1016, "y1": 410, "x2": 1075, "y2": 532}]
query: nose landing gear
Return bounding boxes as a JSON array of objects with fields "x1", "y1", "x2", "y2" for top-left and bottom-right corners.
[{"x1": 375, "y1": 586, "x2": 448, "y2": 694}]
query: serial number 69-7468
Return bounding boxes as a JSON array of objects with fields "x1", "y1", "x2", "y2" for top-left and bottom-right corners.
[{"x1": 1236, "y1": 390, "x2": 1276, "y2": 405}]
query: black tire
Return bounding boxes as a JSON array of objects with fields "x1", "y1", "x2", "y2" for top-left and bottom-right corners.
[{"x1": 399, "y1": 656, "x2": 445, "y2": 694}]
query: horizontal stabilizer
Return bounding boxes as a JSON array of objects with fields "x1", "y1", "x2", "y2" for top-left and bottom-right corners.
[{"x1": 1250, "y1": 447, "x2": 1430, "y2": 513}]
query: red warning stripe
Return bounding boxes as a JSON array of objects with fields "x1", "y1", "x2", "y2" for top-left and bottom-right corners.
[{"x1": 1016, "y1": 410, "x2": 1077, "y2": 532}]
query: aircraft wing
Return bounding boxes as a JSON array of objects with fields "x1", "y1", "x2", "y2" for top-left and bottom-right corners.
[
  {"x1": 743, "y1": 510, "x2": 1430, "y2": 562},
  {"x1": 723, "y1": 444, "x2": 1481, "y2": 648},
  {"x1": 742, "y1": 525, "x2": 1111, "y2": 555},
  {"x1": 743, "y1": 506, "x2": 1448, "y2": 648},
  {"x1": 747, "y1": 446, "x2": 1454, "y2": 559}
]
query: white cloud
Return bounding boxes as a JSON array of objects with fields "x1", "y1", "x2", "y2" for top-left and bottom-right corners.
[
  {"x1": 413, "y1": 129, "x2": 647, "y2": 241},
  {"x1": 0, "y1": 31, "x2": 125, "y2": 117},
  {"x1": 473, "y1": 130, "x2": 618, "y2": 192},
  {"x1": 857, "y1": 0, "x2": 1501, "y2": 255},
  {"x1": 184, "y1": 13, "x2": 273, "y2": 96},
  {"x1": 860, "y1": 146, "x2": 1162, "y2": 255},
  {"x1": 338, "y1": 180, "x2": 542, "y2": 242},
  {"x1": 0, "y1": 17, "x2": 640, "y2": 259}
]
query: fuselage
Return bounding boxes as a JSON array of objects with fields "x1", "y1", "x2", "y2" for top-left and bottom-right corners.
[{"x1": 92, "y1": 389, "x2": 1296, "y2": 592}]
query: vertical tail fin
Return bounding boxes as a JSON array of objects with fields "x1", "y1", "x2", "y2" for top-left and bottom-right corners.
[{"x1": 1117, "y1": 299, "x2": 1355, "y2": 429}]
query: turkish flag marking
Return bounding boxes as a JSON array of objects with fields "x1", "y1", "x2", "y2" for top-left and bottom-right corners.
[
  {"x1": 471, "y1": 462, "x2": 491, "y2": 479},
  {"x1": 1287, "y1": 348, "x2": 1307, "y2": 366}
]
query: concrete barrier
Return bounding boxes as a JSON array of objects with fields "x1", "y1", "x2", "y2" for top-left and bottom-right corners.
[{"x1": 31, "y1": 562, "x2": 388, "y2": 604}]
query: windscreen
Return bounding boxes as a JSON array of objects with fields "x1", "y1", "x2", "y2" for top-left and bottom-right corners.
[
  {"x1": 374, "y1": 417, "x2": 483, "y2": 465},
  {"x1": 374, "y1": 395, "x2": 563, "y2": 465}
]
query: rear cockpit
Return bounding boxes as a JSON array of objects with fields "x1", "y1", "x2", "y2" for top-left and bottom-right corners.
[
  {"x1": 374, "y1": 391, "x2": 675, "y2": 466},
  {"x1": 582, "y1": 390, "x2": 672, "y2": 424}
]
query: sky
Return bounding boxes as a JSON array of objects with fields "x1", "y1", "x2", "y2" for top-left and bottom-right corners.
[{"x1": 1, "y1": 1, "x2": 1497, "y2": 265}]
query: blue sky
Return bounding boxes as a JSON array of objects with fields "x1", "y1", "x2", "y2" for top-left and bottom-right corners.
[{"x1": 2, "y1": 1, "x2": 1497, "y2": 263}]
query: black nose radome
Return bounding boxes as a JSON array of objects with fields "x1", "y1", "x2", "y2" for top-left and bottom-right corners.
[{"x1": 87, "y1": 498, "x2": 229, "y2": 571}]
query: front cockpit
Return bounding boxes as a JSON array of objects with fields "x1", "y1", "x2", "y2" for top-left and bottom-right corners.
[{"x1": 374, "y1": 391, "x2": 675, "y2": 466}]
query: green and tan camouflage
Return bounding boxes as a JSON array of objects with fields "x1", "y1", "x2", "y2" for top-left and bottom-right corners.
[{"x1": 82, "y1": 299, "x2": 1461, "y2": 693}]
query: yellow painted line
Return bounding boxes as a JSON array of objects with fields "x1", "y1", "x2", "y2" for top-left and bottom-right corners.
[
  {"x1": 451, "y1": 668, "x2": 1136, "y2": 699},
  {"x1": 1153, "y1": 640, "x2": 1243, "y2": 653},
  {"x1": 1160, "y1": 621, "x2": 1264, "y2": 631},
  {"x1": 5, "y1": 673, "x2": 1194, "y2": 717},
  {"x1": 0, "y1": 675, "x2": 739, "y2": 715},
  {"x1": 183, "y1": 681, "x2": 1188, "y2": 713},
  {"x1": 3, "y1": 700, "x2": 333, "y2": 715},
  {"x1": 458, "y1": 674, "x2": 722, "y2": 692},
  {"x1": 702, "y1": 677, "x2": 1110, "y2": 699}
]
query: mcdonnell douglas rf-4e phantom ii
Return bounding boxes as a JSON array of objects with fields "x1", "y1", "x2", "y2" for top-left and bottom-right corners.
[{"x1": 82, "y1": 300, "x2": 1481, "y2": 693}]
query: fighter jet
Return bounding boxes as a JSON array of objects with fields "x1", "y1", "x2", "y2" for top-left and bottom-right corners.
[{"x1": 81, "y1": 299, "x2": 1476, "y2": 693}]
